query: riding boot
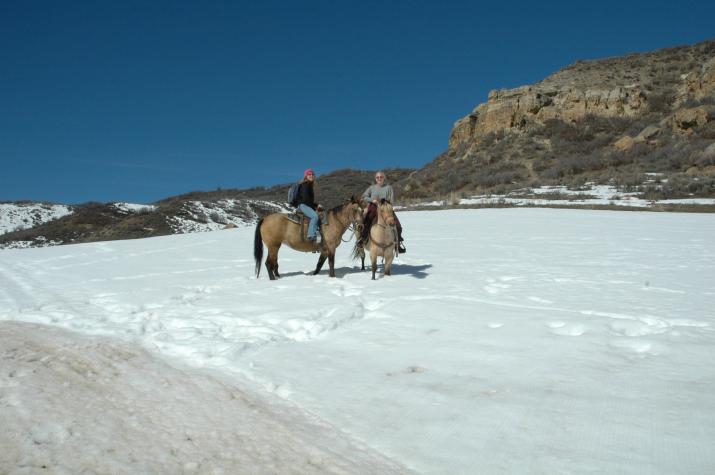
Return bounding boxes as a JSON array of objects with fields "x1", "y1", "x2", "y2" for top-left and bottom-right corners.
[
  {"x1": 397, "y1": 228, "x2": 406, "y2": 254},
  {"x1": 393, "y1": 213, "x2": 405, "y2": 253}
]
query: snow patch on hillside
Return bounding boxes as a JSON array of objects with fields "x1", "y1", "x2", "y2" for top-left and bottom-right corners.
[
  {"x1": 0, "y1": 203, "x2": 73, "y2": 235},
  {"x1": 168, "y1": 199, "x2": 289, "y2": 233},
  {"x1": 449, "y1": 185, "x2": 715, "y2": 208},
  {"x1": 0, "y1": 236, "x2": 64, "y2": 250},
  {"x1": 112, "y1": 202, "x2": 157, "y2": 214}
]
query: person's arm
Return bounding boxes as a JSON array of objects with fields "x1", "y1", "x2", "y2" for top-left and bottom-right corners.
[
  {"x1": 362, "y1": 185, "x2": 373, "y2": 203},
  {"x1": 386, "y1": 185, "x2": 394, "y2": 203}
]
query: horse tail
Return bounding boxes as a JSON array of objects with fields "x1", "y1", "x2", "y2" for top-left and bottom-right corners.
[{"x1": 254, "y1": 218, "x2": 264, "y2": 277}]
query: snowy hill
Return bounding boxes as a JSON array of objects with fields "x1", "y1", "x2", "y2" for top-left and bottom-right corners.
[
  {"x1": 0, "y1": 168, "x2": 412, "y2": 249},
  {"x1": 1, "y1": 208, "x2": 714, "y2": 473},
  {"x1": 4, "y1": 181, "x2": 715, "y2": 250},
  {"x1": 0, "y1": 199, "x2": 288, "y2": 249},
  {"x1": 0, "y1": 202, "x2": 73, "y2": 236}
]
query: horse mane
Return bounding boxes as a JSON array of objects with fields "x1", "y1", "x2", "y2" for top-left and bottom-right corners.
[
  {"x1": 328, "y1": 198, "x2": 357, "y2": 214},
  {"x1": 329, "y1": 203, "x2": 346, "y2": 214}
]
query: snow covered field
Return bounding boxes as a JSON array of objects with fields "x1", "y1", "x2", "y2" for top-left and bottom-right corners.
[{"x1": 1, "y1": 208, "x2": 714, "y2": 474}]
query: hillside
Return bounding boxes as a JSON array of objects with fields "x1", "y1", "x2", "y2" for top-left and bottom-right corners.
[
  {"x1": 398, "y1": 38, "x2": 715, "y2": 200},
  {"x1": 0, "y1": 168, "x2": 414, "y2": 248}
]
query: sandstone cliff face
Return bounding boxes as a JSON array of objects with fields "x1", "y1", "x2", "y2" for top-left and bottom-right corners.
[
  {"x1": 449, "y1": 85, "x2": 647, "y2": 148},
  {"x1": 447, "y1": 40, "x2": 715, "y2": 150}
]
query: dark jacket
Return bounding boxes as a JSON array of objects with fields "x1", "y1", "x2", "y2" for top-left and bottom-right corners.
[{"x1": 296, "y1": 182, "x2": 317, "y2": 210}]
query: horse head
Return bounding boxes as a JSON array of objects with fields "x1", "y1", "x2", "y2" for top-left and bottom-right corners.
[
  {"x1": 378, "y1": 198, "x2": 396, "y2": 227},
  {"x1": 345, "y1": 195, "x2": 363, "y2": 227}
]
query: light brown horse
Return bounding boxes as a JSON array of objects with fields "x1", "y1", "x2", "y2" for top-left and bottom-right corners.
[
  {"x1": 254, "y1": 198, "x2": 363, "y2": 279},
  {"x1": 353, "y1": 199, "x2": 398, "y2": 280}
]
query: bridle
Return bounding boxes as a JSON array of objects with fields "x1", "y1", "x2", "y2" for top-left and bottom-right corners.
[
  {"x1": 374, "y1": 202, "x2": 395, "y2": 229},
  {"x1": 370, "y1": 202, "x2": 397, "y2": 249},
  {"x1": 329, "y1": 202, "x2": 364, "y2": 243}
]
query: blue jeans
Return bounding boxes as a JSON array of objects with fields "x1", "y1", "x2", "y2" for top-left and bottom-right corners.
[{"x1": 298, "y1": 204, "x2": 319, "y2": 238}]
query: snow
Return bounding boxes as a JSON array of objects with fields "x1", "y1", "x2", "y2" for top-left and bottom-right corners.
[
  {"x1": 113, "y1": 202, "x2": 157, "y2": 214},
  {"x1": 0, "y1": 203, "x2": 73, "y2": 235},
  {"x1": 168, "y1": 199, "x2": 288, "y2": 233},
  {"x1": 0, "y1": 322, "x2": 403, "y2": 474},
  {"x1": 0, "y1": 236, "x2": 64, "y2": 250},
  {"x1": 1, "y1": 208, "x2": 714, "y2": 474},
  {"x1": 457, "y1": 185, "x2": 715, "y2": 208}
]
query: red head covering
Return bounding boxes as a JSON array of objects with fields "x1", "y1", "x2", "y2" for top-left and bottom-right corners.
[{"x1": 304, "y1": 168, "x2": 315, "y2": 177}]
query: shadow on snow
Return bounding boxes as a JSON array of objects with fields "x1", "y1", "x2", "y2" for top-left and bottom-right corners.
[{"x1": 276, "y1": 263, "x2": 432, "y2": 279}]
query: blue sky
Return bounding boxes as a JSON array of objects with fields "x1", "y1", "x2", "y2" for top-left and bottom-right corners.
[{"x1": 1, "y1": 1, "x2": 714, "y2": 204}]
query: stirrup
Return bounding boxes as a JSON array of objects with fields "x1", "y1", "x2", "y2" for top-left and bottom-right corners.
[{"x1": 398, "y1": 243, "x2": 406, "y2": 253}]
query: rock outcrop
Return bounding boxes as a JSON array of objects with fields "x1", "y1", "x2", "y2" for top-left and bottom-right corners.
[
  {"x1": 448, "y1": 39, "x2": 715, "y2": 151},
  {"x1": 399, "y1": 38, "x2": 715, "y2": 199},
  {"x1": 677, "y1": 57, "x2": 715, "y2": 104},
  {"x1": 449, "y1": 85, "x2": 647, "y2": 148}
]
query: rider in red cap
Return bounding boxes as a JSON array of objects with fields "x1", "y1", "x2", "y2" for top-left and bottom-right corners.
[{"x1": 294, "y1": 169, "x2": 322, "y2": 243}]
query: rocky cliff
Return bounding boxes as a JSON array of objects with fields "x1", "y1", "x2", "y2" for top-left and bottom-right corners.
[{"x1": 401, "y1": 39, "x2": 715, "y2": 199}]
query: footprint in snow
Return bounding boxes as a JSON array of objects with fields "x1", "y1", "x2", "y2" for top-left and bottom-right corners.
[
  {"x1": 550, "y1": 324, "x2": 587, "y2": 336},
  {"x1": 610, "y1": 321, "x2": 665, "y2": 337},
  {"x1": 363, "y1": 299, "x2": 386, "y2": 312},
  {"x1": 483, "y1": 277, "x2": 512, "y2": 294},
  {"x1": 329, "y1": 284, "x2": 362, "y2": 298},
  {"x1": 609, "y1": 339, "x2": 664, "y2": 356}
]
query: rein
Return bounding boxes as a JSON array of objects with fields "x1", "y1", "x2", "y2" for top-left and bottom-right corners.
[{"x1": 326, "y1": 205, "x2": 362, "y2": 243}]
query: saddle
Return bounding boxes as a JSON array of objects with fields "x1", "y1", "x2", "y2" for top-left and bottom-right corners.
[{"x1": 286, "y1": 209, "x2": 328, "y2": 242}]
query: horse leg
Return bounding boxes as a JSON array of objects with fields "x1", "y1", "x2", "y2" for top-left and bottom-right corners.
[
  {"x1": 328, "y1": 253, "x2": 336, "y2": 278},
  {"x1": 264, "y1": 260, "x2": 275, "y2": 280},
  {"x1": 371, "y1": 252, "x2": 378, "y2": 280},
  {"x1": 384, "y1": 251, "x2": 394, "y2": 276},
  {"x1": 313, "y1": 253, "x2": 328, "y2": 275},
  {"x1": 266, "y1": 246, "x2": 280, "y2": 280}
]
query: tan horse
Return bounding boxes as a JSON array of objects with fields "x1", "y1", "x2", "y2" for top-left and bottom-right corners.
[
  {"x1": 353, "y1": 199, "x2": 398, "y2": 280},
  {"x1": 254, "y1": 198, "x2": 363, "y2": 279}
]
